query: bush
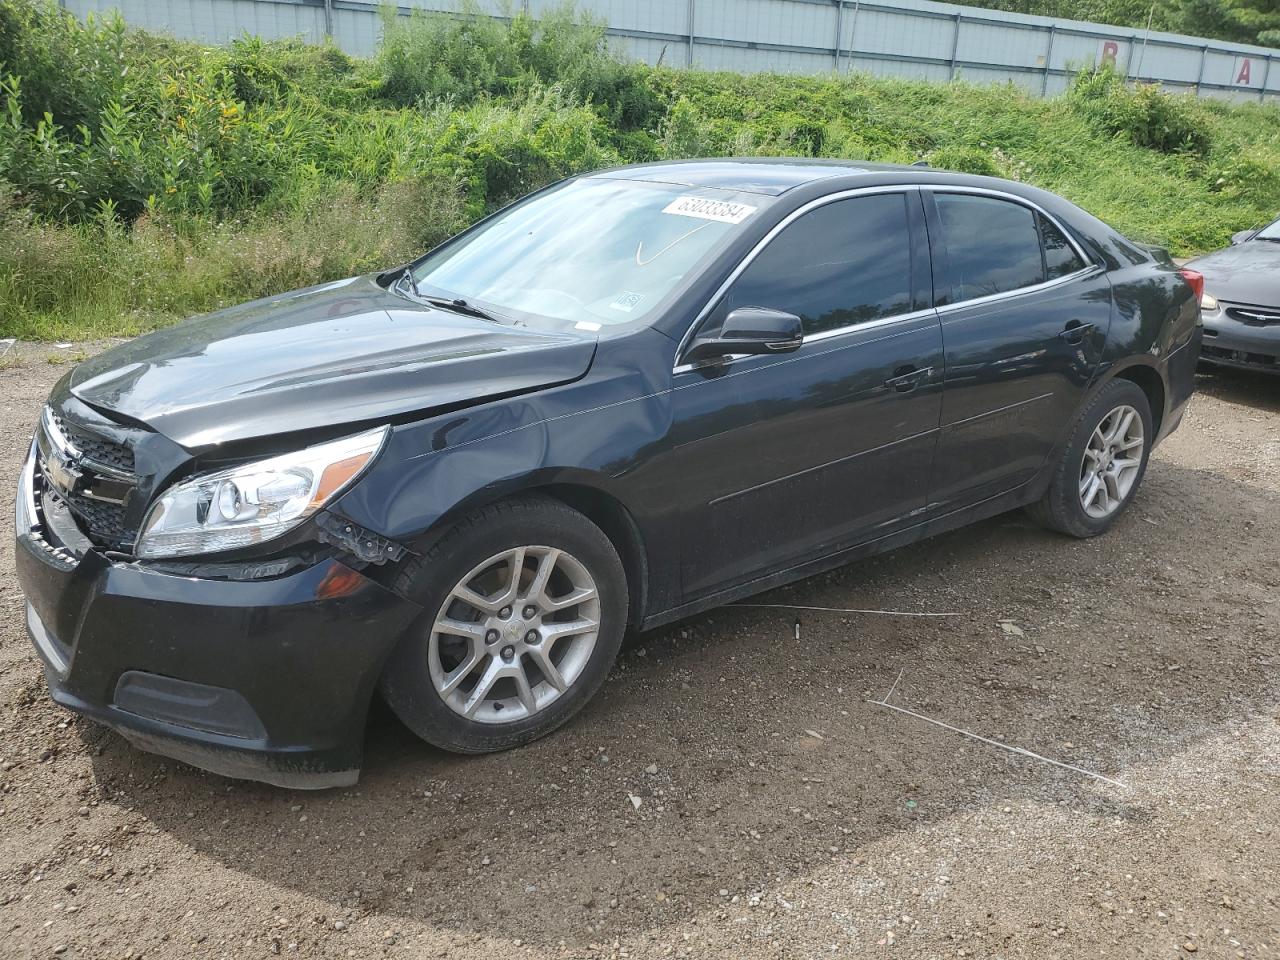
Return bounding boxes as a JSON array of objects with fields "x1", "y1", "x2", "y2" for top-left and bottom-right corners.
[
  {"x1": 1068, "y1": 66, "x2": 1211, "y2": 156},
  {"x1": 0, "y1": 0, "x2": 133, "y2": 133},
  {"x1": 374, "y1": 1, "x2": 657, "y2": 126}
]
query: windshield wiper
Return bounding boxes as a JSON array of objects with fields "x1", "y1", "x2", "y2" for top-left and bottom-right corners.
[
  {"x1": 391, "y1": 268, "x2": 504, "y2": 322},
  {"x1": 417, "y1": 293, "x2": 505, "y2": 323}
]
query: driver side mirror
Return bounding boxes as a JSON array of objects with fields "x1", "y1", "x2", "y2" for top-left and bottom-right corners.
[
  {"x1": 683, "y1": 307, "x2": 804, "y2": 365},
  {"x1": 1230, "y1": 229, "x2": 1255, "y2": 245}
]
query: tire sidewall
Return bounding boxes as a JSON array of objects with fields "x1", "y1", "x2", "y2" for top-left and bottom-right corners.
[
  {"x1": 380, "y1": 499, "x2": 628, "y2": 753},
  {"x1": 1055, "y1": 379, "x2": 1154, "y2": 536}
]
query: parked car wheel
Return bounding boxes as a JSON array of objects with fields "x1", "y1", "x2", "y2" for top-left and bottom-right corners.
[
  {"x1": 379, "y1": 496, "x2": 628, "y2": 754},
  {"x1": 1028, "y1": 379, "x2": 1153, "y2": 538}
]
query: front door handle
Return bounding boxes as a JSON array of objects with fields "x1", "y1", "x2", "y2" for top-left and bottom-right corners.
[
  {"x1": 884, "y1": 366, "x2": 933, "y2": 392},
  {"x1": 1059, "y1": 321, "x2": 1096, "y2": 344}
]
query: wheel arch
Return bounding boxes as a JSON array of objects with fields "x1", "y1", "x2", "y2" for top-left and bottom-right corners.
[
  {"x1": 1104, "y1": 360, "x2": 1167, "y2": 438},
  {"x1": 535, "y1": 483, "x2": 649, "y2": 631},
  {"x1": 401, "y1": 471, "x2": 650, "y2": 631}
]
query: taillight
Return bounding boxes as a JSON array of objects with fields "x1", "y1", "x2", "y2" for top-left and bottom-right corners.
[{"x1": 1179, "y1": 268, "x2": 1205, "y2": 302}]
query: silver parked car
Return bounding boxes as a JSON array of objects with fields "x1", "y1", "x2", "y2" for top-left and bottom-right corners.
[{"x1": 1187, "y1": 215, "x2": 1280, "y2": 375}]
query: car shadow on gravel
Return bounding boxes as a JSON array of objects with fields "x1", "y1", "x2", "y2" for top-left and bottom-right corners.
[
  {"x1": 1195, "y1": 367, "x2": 1280, "y2": 411},
  {"x1": 82, "y1": 458, "x2": 1279, "y2": 950}
]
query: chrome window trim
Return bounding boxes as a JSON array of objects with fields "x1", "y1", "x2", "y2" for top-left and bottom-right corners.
[
  {"x1": 673, "y1": 182, "x2": 1104, "y2": 374},
  {"x1": 803, "y1": 305, "x2": 938, "y2": 343},
  {"x1": 933, "y1": 263, "x2": 1103, "y2": 316},
  {"x1": 673, "y1": 306, "x2": 939, "y2": 374},
  {"x1": 925, "y1": 184, "x2": 1096, "y2": 270},
  {"x1": 674, "y1": 185, "x2": 923, "y2": 373}
]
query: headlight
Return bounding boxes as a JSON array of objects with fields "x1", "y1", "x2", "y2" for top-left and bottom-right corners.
[
  {"x1": 136, "y1": 426, "x2": 388, "y2": 559},
  {"x1": 1200, "y1": 292, "x2": 1219, "y2": 311}
]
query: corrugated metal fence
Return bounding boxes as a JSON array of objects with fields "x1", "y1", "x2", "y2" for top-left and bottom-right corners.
[{"x1": 65, "y1": 0, "x2": 1280, "y2": 103}]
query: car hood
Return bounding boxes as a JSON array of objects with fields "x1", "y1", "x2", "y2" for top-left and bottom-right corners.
[
  {"x1": 68, "y1": 275, "x2": 597, "y2": 450},
  {"x1": 1185, "y1": 241, "x2": 1280, "y2": 307}
]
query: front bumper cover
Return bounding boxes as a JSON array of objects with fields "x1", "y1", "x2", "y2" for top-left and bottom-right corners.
[
  {"x1": 1201, "y1": 308, "x2": 1280, "y2": 373},
  {"x1": 15, "y1": 442, "x2": 422, "y2": 789}
]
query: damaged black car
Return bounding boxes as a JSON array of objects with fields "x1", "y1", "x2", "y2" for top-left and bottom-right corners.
[{"x1": 15, "y1": 160, "x2": 1202, "y2": 787}]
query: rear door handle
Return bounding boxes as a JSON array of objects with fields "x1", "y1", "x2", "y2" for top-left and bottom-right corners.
[
  {"x1": 1059, "y1": 321, "x2": 1096, "y2": 344},
  {"x1": 884, "y1": 366, "x2": 933, "y2": 392}
]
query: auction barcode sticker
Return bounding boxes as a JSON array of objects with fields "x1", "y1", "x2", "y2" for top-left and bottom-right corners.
[{"x1": 661, "y1": 195, "x2": 757, "y2": 224}]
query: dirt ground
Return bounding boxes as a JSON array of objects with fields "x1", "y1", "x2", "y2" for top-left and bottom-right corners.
[{"x1": 0, "y1": 342, "x2": 1277, "y2": 960}]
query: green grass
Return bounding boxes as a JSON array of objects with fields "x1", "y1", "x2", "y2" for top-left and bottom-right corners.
[{"x1": 2, "y1": 0, "x2": 1279, "y2": 341}]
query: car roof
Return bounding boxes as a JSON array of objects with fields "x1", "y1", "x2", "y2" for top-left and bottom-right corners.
[
  {"x1": 587, "y1": 157, "x2": 1149, "y2": 276},
  {"x1": 590, "y1": 158, "x2": 915, "y2": 196}
]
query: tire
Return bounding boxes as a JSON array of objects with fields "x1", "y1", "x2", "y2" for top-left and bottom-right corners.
[
  {"x1": 379, "y1": 495, "x2": 628, "y2": 754},
  {"x1": 1027, "y1": 378, "x2": 1154, "y2": 538}
]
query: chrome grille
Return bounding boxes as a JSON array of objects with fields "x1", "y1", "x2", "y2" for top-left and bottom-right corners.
[
  {"x1": 1226, "y1": 306, "x2": 1280, "y2": 326},
  {"x1": 36, "y1": 406, "x2": 139, "y2": 549},
  {"x1": 55, "y1": 414, "x2": 136, "y2": 472}
]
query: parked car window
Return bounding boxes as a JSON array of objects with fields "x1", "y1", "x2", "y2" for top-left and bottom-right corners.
[
  {"x1": 936, "y1": 194, "x2": 1045, "y2": 301},
  {"x1": 720, "y1": 194, "x2": 914, "y2": 336},
  {"x1": 410, "y1": 178, "x2": 771, "y2": 330},
  {"x1": 1255, "y1": 216, "x2": 1280, "y2": 241},
  {"x1": 1039, "y1": 214, "x2": 1087, "y2": 279}
]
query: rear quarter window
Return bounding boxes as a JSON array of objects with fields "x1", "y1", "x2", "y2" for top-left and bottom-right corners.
[{"x1": 1039, "y1": 214, "x2": 1087, "y2": 279}]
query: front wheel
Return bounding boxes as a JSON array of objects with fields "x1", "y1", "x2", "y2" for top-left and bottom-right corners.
[
  {"x1": 1028, "y1": 379, "x2": 1154, "y2": 538},
  {"x1": 379, "y1": 496, "x2": 628, "y2": 754}
]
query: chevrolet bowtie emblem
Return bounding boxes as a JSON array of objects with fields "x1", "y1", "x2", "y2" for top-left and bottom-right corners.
[{"x1": 42, "y1": 449, "x2": 83, "y2": 497}]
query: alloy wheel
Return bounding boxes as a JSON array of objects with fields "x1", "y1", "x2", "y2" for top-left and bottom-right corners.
[
  {"x1": 1079, "y1": 403, "x2": 1145, "y2": 519},
  {"x1": 427, "y1": 546, "x2": 601, "y2": 723}
]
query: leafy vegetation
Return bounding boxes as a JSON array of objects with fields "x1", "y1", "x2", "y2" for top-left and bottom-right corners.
[{"x1": 2, "y1": 0, "x2": 1279, "y2": 340}]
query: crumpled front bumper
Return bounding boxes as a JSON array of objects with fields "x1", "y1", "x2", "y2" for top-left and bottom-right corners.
[{"x1": 14, "y1": 442, "x2": 422, "y2": 789}]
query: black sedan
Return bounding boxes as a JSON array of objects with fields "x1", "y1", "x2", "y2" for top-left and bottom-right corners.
[
  {"x1": 1187, "y1": 214, "x2": 1280, "y2": 375},
  {"x1": 15, "y1": 160, "x2": 1202, "y2": 787}
]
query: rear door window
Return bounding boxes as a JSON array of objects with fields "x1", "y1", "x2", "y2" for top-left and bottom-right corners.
[
  {"x1": 935, "y1": 194, "x2": 1045, "y2": 302},
  {"x1": 722, "y1": 193, "x2": 915, "y2": 336}
]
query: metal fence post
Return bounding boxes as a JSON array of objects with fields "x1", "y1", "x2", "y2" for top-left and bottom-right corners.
[
  {"x1": 687, "y1": 0, "x2": 695, "y2": 68},
  {"x1": 1041, "y1": 23, "x2": 1056, "y2": 96},
  {"x1": 848, "y1": 0, "x2": 861, "y2": 73},
  {"x1": 833, "y1": 0, "x2": 843, "y2": 72},
  {"x1": 1134, "y1": 33, "x2": 1151, "y2": 81},
  {"x1": 1194, "y1": 45, "x2": 1207, "y2": 94},
  {"x1": 948, "y1": 13, "x2": 962, "y2": 81}
]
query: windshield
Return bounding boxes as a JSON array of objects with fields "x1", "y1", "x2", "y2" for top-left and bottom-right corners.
[
  {"x1": 409, "y1": 178, "x2": 770, "y2": 330},
  {"x1": 1255, "y1": 216, "x2": 1280, "y2": 241}
]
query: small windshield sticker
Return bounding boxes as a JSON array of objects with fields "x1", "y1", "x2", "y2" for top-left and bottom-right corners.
[
  {"x1": 575, "y1": 320, "x2": 603, "y2": 331},
  {"x1": 609, "y1": 291, "x2": 646, "y2": 313},
  {"x1": 662, "y1": 195, "x2": 757, "y2": 224}
]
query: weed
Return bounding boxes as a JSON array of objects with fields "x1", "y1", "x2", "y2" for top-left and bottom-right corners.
[{"x1": 1, "y1": 1, "x2": 1278, "y2": 340}]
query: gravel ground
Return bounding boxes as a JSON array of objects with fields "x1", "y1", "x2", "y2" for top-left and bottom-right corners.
[{"x1": 1, "y1": 342, "x2": 1277, "y2": 960}]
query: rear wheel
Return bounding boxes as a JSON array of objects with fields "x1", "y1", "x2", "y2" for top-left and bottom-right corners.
[
  {"x1": 1028, "y1": 379, "x2": 1153, "y2": 538},
  {"x1": 379, "y1": 496, "x2": 627, "y2": 754}
]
